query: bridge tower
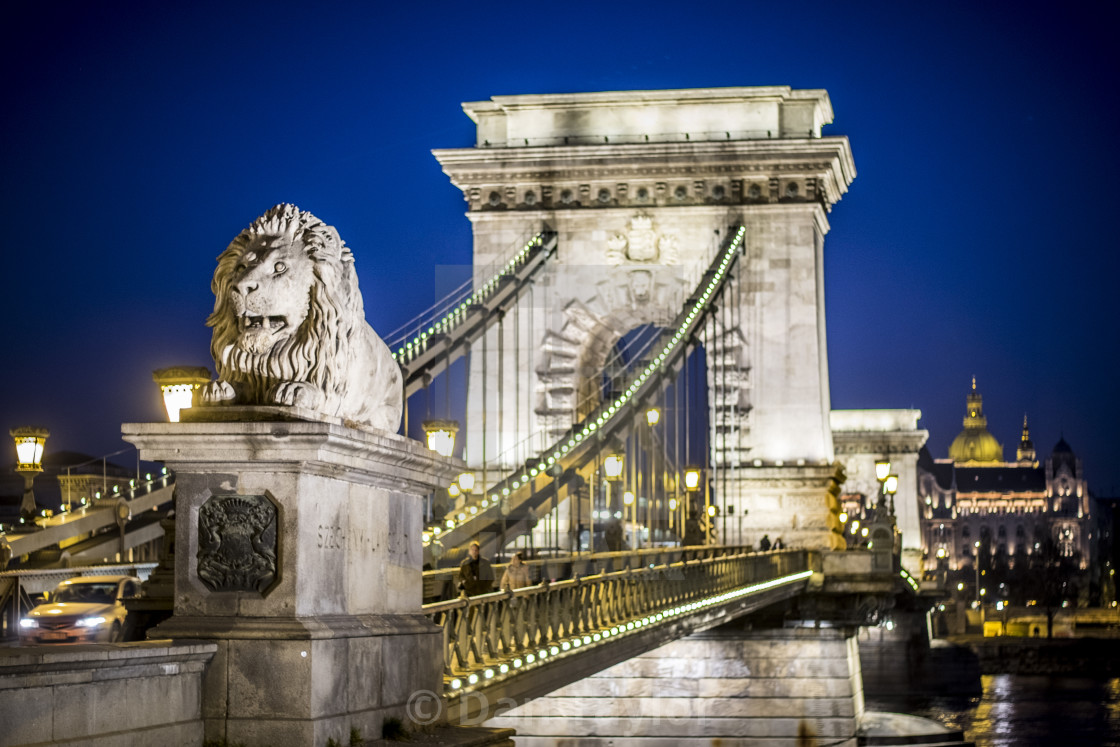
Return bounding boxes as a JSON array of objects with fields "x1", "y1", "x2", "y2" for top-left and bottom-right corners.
[{"x1": 435, "y1": 87, "x2": 856, "y2": 550}]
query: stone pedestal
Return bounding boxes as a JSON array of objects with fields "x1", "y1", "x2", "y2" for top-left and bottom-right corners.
[
  {"x1": 720, "y1": 463, "x2": 847, "y2": 551},
  {"x1": 122, "y1": 417, "x2": 459, "y2": 746}
]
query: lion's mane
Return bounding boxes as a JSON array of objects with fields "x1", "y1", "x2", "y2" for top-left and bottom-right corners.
[{"x1": 204, "y1": 204, "x2": 401, "y2": 430}]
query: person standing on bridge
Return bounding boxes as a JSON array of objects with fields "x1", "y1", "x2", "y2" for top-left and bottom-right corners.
[
  {"x1": 458, "y1": 541, "x2": 494, "y2": 596},
  {"x1": 759, "y1": 534, "x2": 772, "y2": 552},
  {"x1": 499, "y1": 552, "x2": 531, "y2": 592}
]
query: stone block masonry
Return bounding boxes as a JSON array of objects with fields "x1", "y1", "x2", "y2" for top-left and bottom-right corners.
[
  {"x1": 489, "y1": 625, "x2": 863, "y2": 746},
  {"x1": 122, "y1": 418, "x2": 460, "y2": 746},
  {"x1": 0, "y1": 641, "x2": 215, "y2": 746}
]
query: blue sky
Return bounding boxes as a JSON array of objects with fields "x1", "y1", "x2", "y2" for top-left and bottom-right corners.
[{"x1": 2, "y1": 0, "x2": 1118, "y2": 490}]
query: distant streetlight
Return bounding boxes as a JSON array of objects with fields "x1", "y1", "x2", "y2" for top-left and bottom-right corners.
[
  {"x1": 152, "y1": 367, "x2": 211, "y2": 423},
  {"x1": 422, "y1": 420, "x2": 458, "y2": 458},
  {"x1": 645, "y1": 407, "x2": 660, "y2": 427},
  {"x1": 603, "y1": 454, "x2": 625, "y2": 480},
  {"x1": 11, "y1": 427, "x2": 49, "y2": 521},
  {"x1": 683, "y1": 467, "x2": 701, "y2": 492}
]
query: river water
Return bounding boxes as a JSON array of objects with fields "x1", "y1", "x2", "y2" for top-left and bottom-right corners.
[{"x1": 865, "y1": 674, "x2": 1120, "y2": 746}]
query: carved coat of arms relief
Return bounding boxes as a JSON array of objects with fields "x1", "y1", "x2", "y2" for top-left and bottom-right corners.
[{"x1": 605, "y1": 214, "x2": 679, "y2": 266}]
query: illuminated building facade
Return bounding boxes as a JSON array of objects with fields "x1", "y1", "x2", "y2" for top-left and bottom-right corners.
[{"x1": 918, "y1": 379, "x2": 1091, "y2": 576}]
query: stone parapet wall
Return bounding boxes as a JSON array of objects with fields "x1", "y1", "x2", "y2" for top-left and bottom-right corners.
[
  {"x1": 489, "y1": 626, "x2": 862, "y2": 746},
  {"x1": 0, "y1": 640, "x2": 214, "y2": 746}
]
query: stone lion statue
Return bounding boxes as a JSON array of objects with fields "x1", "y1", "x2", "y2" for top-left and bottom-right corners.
[{"x1": 199, "y1": 203, "x2": 402, "y2": 431}]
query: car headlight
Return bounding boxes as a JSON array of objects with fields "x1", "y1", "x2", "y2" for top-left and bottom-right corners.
[
  {"x1": 19, "y1": 618, "x2": 38, "y2": 629},
  {"x1": 76, "y1": 616, "x2": 107, "y2": 628}
]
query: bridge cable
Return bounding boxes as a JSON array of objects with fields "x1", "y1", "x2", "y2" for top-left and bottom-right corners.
[{"x1": 425, "y1": 227, "x2": 747, "y2": 562}]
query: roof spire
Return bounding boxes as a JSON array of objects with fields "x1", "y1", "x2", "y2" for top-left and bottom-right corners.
[{"x1": 1017, "y1": 413, "x2": 1036, "y2": 463}]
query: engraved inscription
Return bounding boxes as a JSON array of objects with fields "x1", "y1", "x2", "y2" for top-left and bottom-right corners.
[
  {"x1": 317, "y1": 524, "x2": 344, "y2": 549},
  {"x1": 197, "y1": 493, "x2": 278, "y2": 594}
]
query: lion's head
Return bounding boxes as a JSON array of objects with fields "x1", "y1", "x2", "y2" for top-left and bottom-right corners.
[{"x1": 206, "y1": 203, "x2": 364, "y2": 410}]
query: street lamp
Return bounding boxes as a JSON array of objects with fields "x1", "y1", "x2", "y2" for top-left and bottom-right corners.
[
  {"x1": 11, "y1": 427, "x2": 49, "y2": 522},
  {"x1": 604, "y1": 454, "x2": 625, "y2": 480},
  {"x1": 623, "y1": 490, "x2": 636, "y2": 548},
  {"x1": 974, "y1": 539, "x2": 985, "y2": 630},
  {"x1": 683, "y1": 466, "x2": 706, "y2": 545},
  {"x1": 645, "y1": 407, "x2": 660, "y2": 427},
  {"x1": 874, "y1": 459, "x2": 890, "y2": 482},
  {"x1": 601, "y1": 453, "x2": 624, "y2": 553},
  {"x1": 422, "y1": 420, "x2": 458, "y2": 458},
  {"x1": 884, "y1": 473, "x2": 899, "y2": 515},
  {"x1": 153, "y1": 367, "x2": 211, "y2": 423},
  {"x1": 457, "y1": 472, "x2": 476, "y2": 494},
  {"x1": 683, "y1": 467, "x2": 701, "y2": 492}
]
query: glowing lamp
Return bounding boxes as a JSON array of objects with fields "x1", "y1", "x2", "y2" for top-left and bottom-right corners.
[
  {"x1": 684, "y1": 467, "x2": 701, "y2": 492},
  {"x1": 152, "y1": 367, "x2": 211, "y2": 423},
  {"x1": 422, "y1": 420, "x2": 458, "y2": 458},
  {"x1": 874, "y1": 460, "x2": 891, "y2": 482},
  {"x1": 11, "y1": 427, "x2": 49, "y2": 471},
  {"x1": 623, "y1": 491, "x2": 635, "y2": 506},
  {"x1": 448, "y1": 483, "x2": 461, "y2": 498},
  {"x1": 645, "y1": 408, "x2": 660, "y2": 427},
  {"x1": 669, "y1": 498, "x2": 678, "y2": 510},
  {"x1": 838, "y1": 512, "x2": 848, "y2": 523},
  {"x1": 457, "y1": 472, "x2": 476, "y2": 493},
  {"x1": 706, "y1": 505, "x2": 716, "y2": 517},
  {"x1": 11, "y1": 427, "x2": 49, "y2": 521},
  {"x1": 603, "y1": 454, "x2": 624, "y2": 480},
  {"x1": 884, "y1": 474, "x2": 899, "y2": 495}
]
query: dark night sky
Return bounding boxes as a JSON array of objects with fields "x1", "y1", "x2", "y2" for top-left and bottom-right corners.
[{"x1": 2, "y1": 1, "x2": 1118, "y2": 491}]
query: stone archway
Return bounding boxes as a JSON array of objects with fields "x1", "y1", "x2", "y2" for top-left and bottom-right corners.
[{"x1": 534, "y1": 267, "x2": 751, "y2": 468}]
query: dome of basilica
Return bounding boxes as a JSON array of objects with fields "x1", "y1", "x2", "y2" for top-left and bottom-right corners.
[{"x1": 948, "y1": 377, "x2": 1004, "y2": 463}]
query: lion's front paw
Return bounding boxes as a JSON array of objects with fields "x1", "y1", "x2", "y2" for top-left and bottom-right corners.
[
  {"x1": 200, "y1": 380, "x2": 236, "y2": 405},
  {"x1": 272, "y1": 382, "x2": 324, "y2": 410}
]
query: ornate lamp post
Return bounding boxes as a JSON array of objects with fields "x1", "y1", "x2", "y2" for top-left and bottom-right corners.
[
  {"x1": 422, "y1": 420, "x2": 458, "y2": 458},
  {"x1": 153, "y1": 367, "x2": 211, "y2": 423},
  {"x1": 883, "y1": 473, "x2": 899, "y2": 516},
  {"x1": 623, "y1": 490, "x2": 636, "y2": 549},
  {"x1": 603, "y1": 453, "x2": 624, "y2": 552},
  {"x1": 643, "y1": 407, "x2": 659, "y2": 544},
  {"x1": 11, "y1": 427, "x2": 49, "y2": 522},
  {"x1": 874, "y1": 459, "x2": 890, "y2": 509},
  {"x1": 684, "y1": 466, "x2": 702, "y2": 545}
]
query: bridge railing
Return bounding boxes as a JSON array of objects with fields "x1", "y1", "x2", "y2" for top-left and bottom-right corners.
[
  {"x1": 422, "y1": 548, "x2": 813, "y2": 688},
  {"x1": 1, "y1": 471, "x2": 174, "y2": 566},
  {"x1": 422, "y1": 544, "x2": 756, "y2": 602}
]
